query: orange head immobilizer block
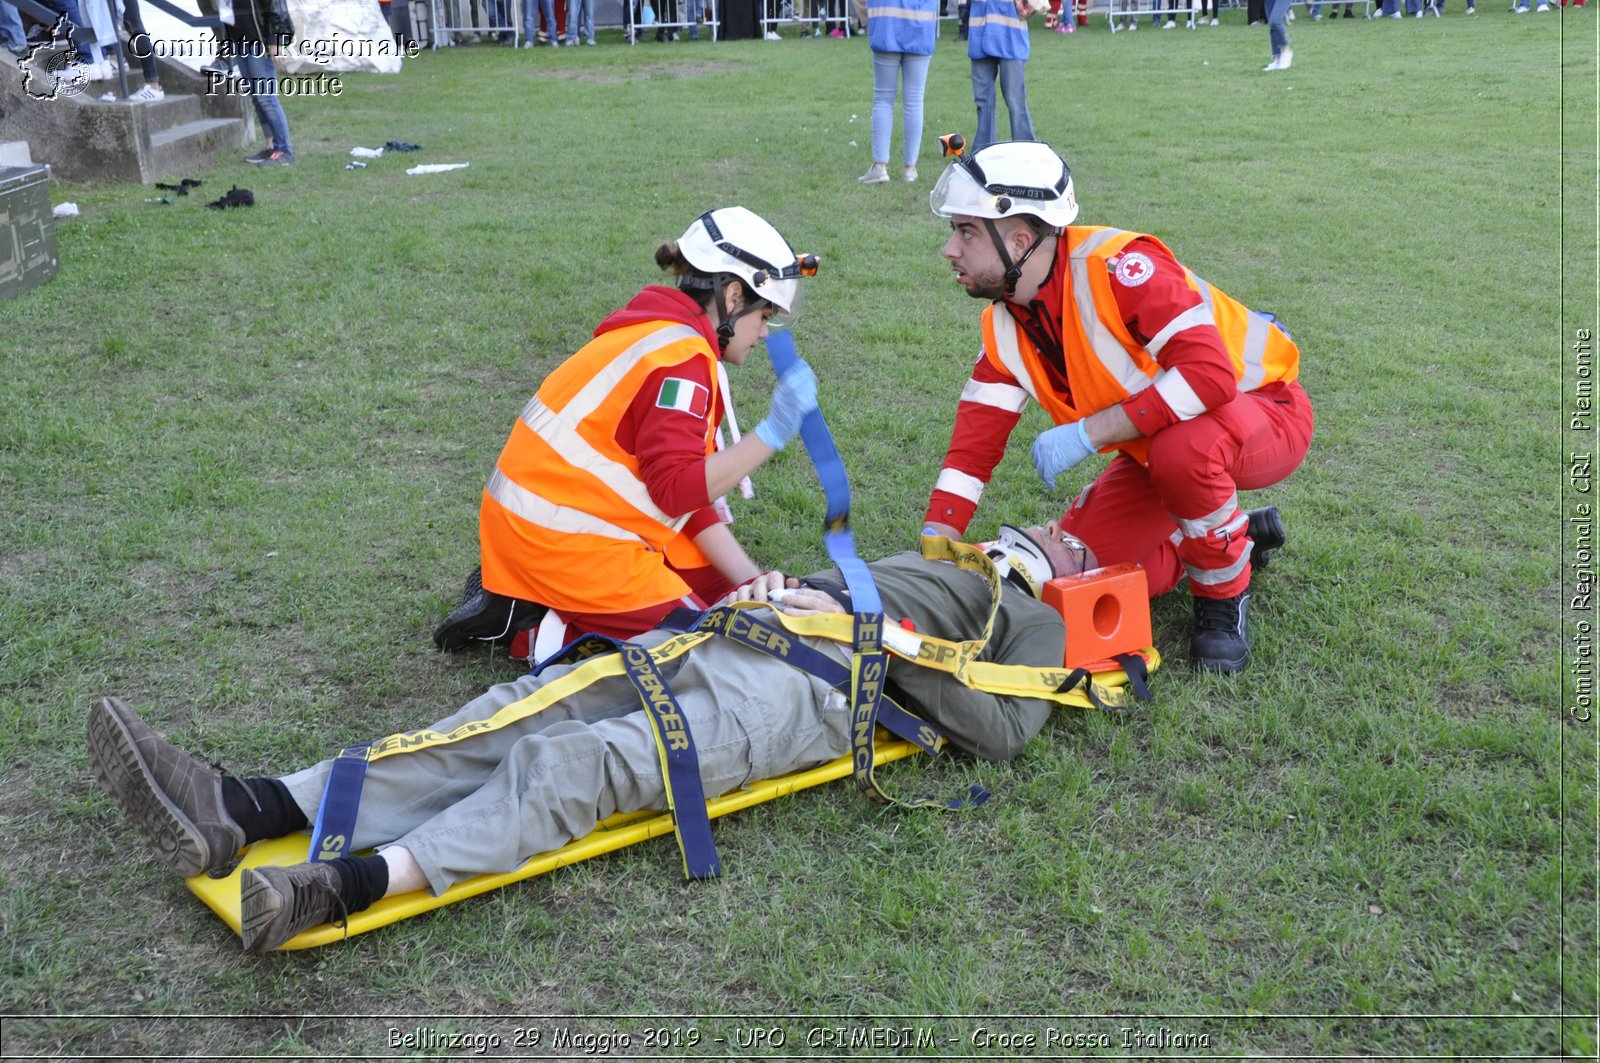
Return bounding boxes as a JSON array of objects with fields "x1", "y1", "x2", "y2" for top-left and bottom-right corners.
[{"x1": 1041, "y1": 564, "x2": 1152, "y2": 669}]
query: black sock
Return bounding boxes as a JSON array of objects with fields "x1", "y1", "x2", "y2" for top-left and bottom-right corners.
[
  {"x1": 327, "y1": 853, "x2": 390, "y2": 915},
  {"x1": 221, "y1": 777, "x2": 308, "y2": 843}
]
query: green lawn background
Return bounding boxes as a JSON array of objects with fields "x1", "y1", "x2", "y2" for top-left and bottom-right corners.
[{"x1": 0, "y1": 9, "x2": 1594, "y2": 1057}]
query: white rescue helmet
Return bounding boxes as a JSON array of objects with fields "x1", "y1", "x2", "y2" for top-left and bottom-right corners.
[
  {"x1": 983, "y1": 524, "x2": 1057, "y2": 599},
  {"x1": 676, "y1": 207, "x2": 817, "y2": 320},
  {"x1": 929, "y1": 141, "x2": 1079, "y2": 231}
]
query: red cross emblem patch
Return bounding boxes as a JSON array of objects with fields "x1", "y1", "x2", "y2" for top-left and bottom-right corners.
[
  {"x1": 1113, "y1": 254, "x2": 1152, "y2": 291},
  {"x1": 1114, "y1": 251, "x2": 1155, "y2": 287}
]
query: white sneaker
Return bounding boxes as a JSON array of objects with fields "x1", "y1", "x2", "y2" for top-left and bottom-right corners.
[
  {"x1": 902, "y1": 165, "x2": 918, "y2": 182},
  {"x1": 1263, "y1": 54, "x2": 1281, "y2": 69},
  {"x1": 1186, "y1": 16, "x2": 1195, "y2": 25},
  {"x1": 1512, "y1": 4, "x2": 1527, "y2": 10},
  {"x1": 128, "y1": 82, "x2": 164, "y2": 101},
  {"x1": 1278, "y1": 46, "x2": 1292, "y2": 66},
  {"x1": 1536, "y1": 3, "x2": 1550, "y2": 8},
  {"x1": 1162, "y1": 17, "x2": 1176, "y2": 25},
  {"x1": 764, "y1": 28, "x2": 782, "y2": 38},
  {"x1": 858, "y1": 164, "x2": 889, "y2": 184},
  {"x1": 1210, "y1": 15, "x2": 1219, "y2": 21}
]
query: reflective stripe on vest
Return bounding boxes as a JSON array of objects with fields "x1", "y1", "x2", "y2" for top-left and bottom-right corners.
[
  {"x1": 508, "y1": 322, "x2": 706, "y2": 535},
  {"x1": 867, "y1": 0, "x2": 937, "y2": 53},
  {"x1": 981, "y1": 226, "x2": 1300, "y2": 463},
  {"x1": 484, "y1": 468, "x2": 648, "y2": 545},
  {"x1": 480, "y1": 320, "x2": 721, "y2": 610},
  {"x1": 967, "y1": 0, "x2": 1029, "y2": 56}
]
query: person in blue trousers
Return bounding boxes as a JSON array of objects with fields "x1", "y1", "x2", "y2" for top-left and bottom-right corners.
[
  {"x1": 967, "y1": 0, "x2": 1033, "y2": 152},
  {"x1": 1263, "y1": 0, "x2": 1292, "y2": 69},
  {"x1": 858, "y1": 0, "x2": 936, "y2": 185}
]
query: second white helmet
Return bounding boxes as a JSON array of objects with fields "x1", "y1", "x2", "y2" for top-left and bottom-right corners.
[
  {"x1": 929, "y1": 141, "x2": 1080, "y2": 230},
  {"x1": 982, "y1": 524, "x2": 1058, "y2": 599},
  {"x1": 676, "y1": 207, "x2": 816, "y2": 317}
]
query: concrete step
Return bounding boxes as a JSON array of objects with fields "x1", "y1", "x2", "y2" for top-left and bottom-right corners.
[
  {"x1": 146, "y1": 116, "x2": 248, "y2": 177},
  {"x1": 90, "y1": 89, "x2": 204, "y2": 127},
  {"x1": 142, "y1": 92, "x2": 204, "y2": 126}
]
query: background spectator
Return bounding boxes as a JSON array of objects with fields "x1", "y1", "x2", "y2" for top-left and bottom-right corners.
[
  {"x1": 860, "y1": 0, "x2": 935, "y2": 185},
  {"x1": 967, "y1": 0, "x2": 1032, "y2": 153},
  {"x1": 223, "y1": 0, "x2": 295, "y2": 164}
]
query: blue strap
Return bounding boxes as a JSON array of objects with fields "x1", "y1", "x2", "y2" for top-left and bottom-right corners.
[
  {"x1": 308, "y1": 743, "x2": 371, "y2": 863},
  {"x1": 768, "y1": 330, "x2": 950, "y2": 808},
  {"x1": 766, "y1": 331, "x2": 883, "y2": 615},
  {"x1": 616, "y1": 641, "x2": 721, "y2": 879},
  {"x1": 768, "y1": 331, "x2": 986, "y2": 812},
  {"x1": 557, "y1": 633, "x2": 720, "y2": 880}
]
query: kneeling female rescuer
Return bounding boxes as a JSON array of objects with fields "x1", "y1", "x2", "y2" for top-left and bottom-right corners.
[{"x1": 435, "y1": 207, "x2": 821, "y2": 648}]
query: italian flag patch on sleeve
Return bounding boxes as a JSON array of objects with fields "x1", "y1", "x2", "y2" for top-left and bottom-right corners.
[{"x1": 656, "y1": 378, "x2": 710, "y2": 417}]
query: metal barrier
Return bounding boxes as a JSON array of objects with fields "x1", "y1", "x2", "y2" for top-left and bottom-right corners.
[{"x1": 759, "y1": 0, "x2": 850, "y2": 38}]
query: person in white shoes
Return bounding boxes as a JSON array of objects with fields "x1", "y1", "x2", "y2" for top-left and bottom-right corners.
[
  {"x1": 98, "y1": 0, "x2": 165, "y2": 102},
  {"x1": 1263, "y1": 0, "x2": 1291, "y2": 70},
  {"x1": 859, "y1": 0, "x2": 935, "y2": 186}
]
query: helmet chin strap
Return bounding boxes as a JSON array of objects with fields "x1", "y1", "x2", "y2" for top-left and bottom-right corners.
[
  {"x1": 712, "y1": 274, "x2": 768, "y2": 352},
  {"x1": 711, "y1": 275, "x2": 737, "y2": 353},
  {"x1": 982, "y1": 217, "x2": 1046, "y2": 299}
]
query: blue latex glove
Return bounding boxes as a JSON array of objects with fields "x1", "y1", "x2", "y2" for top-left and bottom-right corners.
[
  {"x1": 754, "y1": 361, "x2": 819, "y2": 450},
  {"x1": 1031, "y1": 420, "x2": 1096, "y2": 487}
]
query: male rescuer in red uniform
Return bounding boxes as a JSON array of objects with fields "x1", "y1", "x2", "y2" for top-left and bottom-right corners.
[{"x1": 921, "y1": 140, "x2": 1315, "y2": 672}]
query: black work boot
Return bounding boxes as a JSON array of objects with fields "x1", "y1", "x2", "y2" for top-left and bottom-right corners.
[
  {"x1": 1246, "y1": 505, "x2": 1286, "y2": 571},
  {"x1": 87, "y1": 697, "x2": 246, "y2": 878},
  {"x1": 432, "y1": 565, "x2": 547, "y2": 651},
  {"x1": 1190, "y1": 592, "x2": 1250, "y2": 673}
]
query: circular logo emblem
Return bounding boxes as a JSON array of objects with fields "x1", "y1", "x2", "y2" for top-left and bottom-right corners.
[
  {"x1": 44, "y1": 49, "x2": 89, "y2": 98},
  {"x1": 1114, "y1": 251, "x2": 1155, "y2": 288}
]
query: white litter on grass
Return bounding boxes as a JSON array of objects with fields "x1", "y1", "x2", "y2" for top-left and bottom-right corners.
[
  {"x1": 52, "y1": 202, "x2": 79, "y2": 218},
  {"x1": 351, "y1": 146, "x2": 384, "y2": 157},
  {"x1": 406, "y1": 163, "x2": 470, "y2": 175}
]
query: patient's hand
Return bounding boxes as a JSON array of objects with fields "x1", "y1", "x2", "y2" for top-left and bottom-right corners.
[{"x1": 721, "y1": 572, "x2": 845, "y2": 616}]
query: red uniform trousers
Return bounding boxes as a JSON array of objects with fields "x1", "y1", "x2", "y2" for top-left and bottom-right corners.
[{"x1": 1060, "y1": 380, "x2": 1314, "y2": 601}]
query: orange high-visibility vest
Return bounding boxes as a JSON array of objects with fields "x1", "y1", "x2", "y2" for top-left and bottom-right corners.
[
  {"x1": 479, "y1": 320, "x2": 721, "y2": 613},
  {"x1": 980, "y1": 226, "x2": 1301, "y2": 464}
]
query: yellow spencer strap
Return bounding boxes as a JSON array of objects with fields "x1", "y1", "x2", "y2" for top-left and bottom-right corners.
[{"x1": 359, "y1": 628, "x2": 713, "y2": 763}]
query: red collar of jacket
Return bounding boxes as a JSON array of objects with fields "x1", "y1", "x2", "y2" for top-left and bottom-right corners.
[{"x1": 594, "y1": 285, "x2": 722, "y2": 356}]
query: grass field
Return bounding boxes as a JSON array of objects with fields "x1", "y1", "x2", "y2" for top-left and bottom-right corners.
[{"x1": 0, "y1": 5, "x2": 1595, "y2": 1058}]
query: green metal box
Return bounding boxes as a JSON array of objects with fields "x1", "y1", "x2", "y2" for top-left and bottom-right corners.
[{"x1": 0, "y1": 164, "x2": 59, "y2": 304}]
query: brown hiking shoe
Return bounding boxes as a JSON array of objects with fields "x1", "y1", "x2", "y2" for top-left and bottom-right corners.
[
  {"x1": 240, "y1": 862, "x2": 346, "y2": 953},
  {"x1": 86, "y1": 696, "x2": 245, "y2": 879}
]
